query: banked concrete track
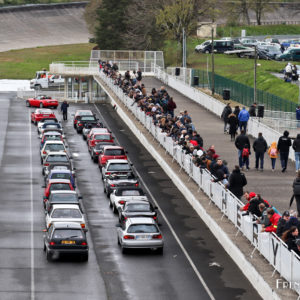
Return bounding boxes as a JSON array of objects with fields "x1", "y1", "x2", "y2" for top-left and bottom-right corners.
[{"x1": 0, "y1": 2, "x2": 89, "y2": 52}]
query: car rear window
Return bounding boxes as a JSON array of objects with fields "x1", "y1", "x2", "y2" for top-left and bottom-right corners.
[
  {"x1": 45, "y1": 144, "x2": 65, "y2": 151},
  {"x1": 51, "y1": 173, "x2": 71, "y2": 180},
  {"x1": 94, "y1": 134, "x2": 110, "y2": 140},
  {"x1": 51, "y1": 208, "x2": 82, "y2": 218},
  {"x1": 51, "y1": 194, "x2": 78, "y2": 202},
  {"x1": 128, "y1": 224, "x2": 158, "y2": 233},
  {"x1": 44, "y1": 124, "x2": 60, "y2": 129},
  {"x1": 95, "y1": 143, "x2": 113, "y2": 150},
  {"x1": 47, "y1": 155, "x2": 69, "y2": 162},
  {"x1": 81, "y1": 116, "x2": 96, "y2": 121},
  {"x1": 108, "y1": 163, "x2": 131, "y2": 171},
  {"x1": 121, "y1": 190, "x2": 142, "y2": 196},
  {"x1": 53, "y1": 229, "x2": 83, "y2": 239},
  {"x1": 105, "y1": 149, "x2": 125, "y2": 156},
  {"x1": 45, "y1": 136, "x2": 61, "y2": 142},
  {"x1": 50, "y1": 183, "x2": 71, "y2": 191},
  {"x1": 126, "y1": 204, "x2": 150, "y2": 212}
]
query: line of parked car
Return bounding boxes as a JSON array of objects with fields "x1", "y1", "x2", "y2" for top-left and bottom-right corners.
[
  {"x1": 74, "y1": 109, "x2": 164, "y2": 254},
  {"x1": 28, "y1": 101, "x2": 164, "y2": 261},
  {"x1": 195, "y1": 37, "x2": 300, "y2": 61}
]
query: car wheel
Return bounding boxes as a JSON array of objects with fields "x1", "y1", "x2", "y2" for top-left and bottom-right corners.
[
  {"x1": 39, "y1": 103, "x2": 44, "y2": 108},
  {"x1": 156, "y1": 247, "x2": 164, "y2": 255},
  {"x1": 109, "y1": 200, "x2": 113, "y2": 208},
  {"x1": 76, "y1": 128, "x2": 80, "y2": 134},
  {"x1": 93, "y1": 157, "x2": 98, "y2": 163},
  {"x1": 83, "y1": 135, "x2": 86, "y2": 140},
  {"x1": 34, "y1": 121, "x2": 37, "y2": 125},
  {"x1": 117, "y1": 237, "x2": 120, "y2": 245},
  {"x1": 43, "y1": 243, "x2": 46, "y2": 252},
  {"x1": 73, "y1": 124, "x2": 76, "y2": 129},
  {"x1": 40, "y1": 157, "x2": 43, "y2": 165},
  {"x1": 81, "y1": 254, "x2": 89, "y2": 262},
  {"x1": 106, "y1": 192, "x2": 110, "y2": 198},
  {"x1": 46, "y1": 249, "x2": 52, "y2": 261},
  {"x1": 121, "y1": 246, "x2": 127, "y2": 254},
  {"x1": 103, "y1": 186, "x2": 106, "y2": 193},
  {"x1": 26, "y1": 101, "x2": 30, "y2": 107},
  {"x1": 35, "y1": 85, "x2": 41, "y2": 90}
]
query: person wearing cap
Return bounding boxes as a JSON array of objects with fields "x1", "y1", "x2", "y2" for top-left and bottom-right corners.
[
  {"x1": 262, "y1": 208, "x2": 281, "y2": 232},
  {"x1": 239, "y1": 191, "x2": 256, "y2": 212},
  {"x1": 276, "y1": 211, "x2": 291, "y2": 238},
  {"x1": 190, "y1": 131, "x2": 203, "y2": 148},
  {"x1": 277, "y1": 130, "x2": 291, "y2": 172}
]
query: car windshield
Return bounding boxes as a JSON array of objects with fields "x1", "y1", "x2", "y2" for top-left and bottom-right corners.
[
  {"x1": 50, "y1": 183, "x2": 71, "y2": 191},
  {"x1": 94, "y1": 134, "x2": 110, "y2": 140},
  {"x1": 51, "y1": 173, "x2": 71, "y2": 180},
  {"x1": 51, "y1": 208, "x2": 82, "y2": 218},
  {"x1": 127, "y1": 224, "x2": 158, "y2": 233},
  {"x1": 121, "y1": 190, "x2": 142, "y2": 196},
  {"x1": 51, "y1": 193, "x2": 78, "y2": 202},
  {"x1": 126, "y1": 204, "x2": 150, "y2": 212},
  {"x1": 45, "y1": 144, "x2": 65, "y2": 151},
  {"x1": 78, "y1": 111, "x2": 92, "y2": 116},
  {"x1": 105, "y1": 149, "x2": 124, "y2": 156},
  {"x1": 42, "y1": 119, "x2": 56, "y2": 124},
  {"x1": 53, "y1": 229, "x2": 83, "y2": 239},
  {"x1": 81, "y1": 116, "x2": 96, "y2": 121},
  {"x1": 108, "y1": 163, "x2": 131, "y2": 171},
  {"x1": 43, "y1": 123, "x2": 61, "y2": 129},
  {"x1": 46, "y1": 155, "x2": 69, "y2": 162}
]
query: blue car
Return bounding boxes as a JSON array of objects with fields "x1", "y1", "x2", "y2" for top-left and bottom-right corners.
[{"x1": 45, "y1": 169, "x2": 76, "y2": 189}]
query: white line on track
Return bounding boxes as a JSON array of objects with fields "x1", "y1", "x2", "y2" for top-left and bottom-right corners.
[
  {"x1": 93, "y1": 104, "x2": 215, "y2": 300},
  {"x1": 29, "y1": 111, "x2": 35, "y2": 300}
]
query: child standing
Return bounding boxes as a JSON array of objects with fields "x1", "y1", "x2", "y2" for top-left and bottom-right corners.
[{"x1": 268, "y1": 142, "x2": 278, "y2": 172}]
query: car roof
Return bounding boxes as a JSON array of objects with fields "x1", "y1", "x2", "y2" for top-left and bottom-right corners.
[
  {"x1": 90, "y1": 128, "x2": 108, "y2": 133},
  {"x1": 52, "y1": 222, "x2": 82, "y2": 229},
  {"x1": 48, "y1": 179, "x2": 71, "y2": 184},
  {"x1": 50, "y1": 190, "x2": 77, "y2": 195},
  {"x1": 107, "y1": 159, "x2": 128, "y2": 164},
  {"x1": 47, "y1": 152, "x2": 68, "y2": 155},
  {"x1": 127, "y1": 217, "x2": 156, "y2": 225},
  {"x1": 43, "y1": 131, "x2": 61, "y2": 136},
  {"x1": 50, "y1": 169, "x2": 71, "y2": 174},
  {"x1": 115, "y1": 187, "x2": 144, "y2": 196},
  {"x1": 103, "y1": 146, "x2": 123, "y2": 150},
  {"x1": 43, "y1": 140, "x2": 64, "y2": 145},
  {"x1": 52, "y1": 204, "x2": 80, "y2": 210}
]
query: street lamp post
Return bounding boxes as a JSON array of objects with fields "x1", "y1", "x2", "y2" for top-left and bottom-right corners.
[
  {"x1": 254, "y1": 46, "x2": 257, "y2": 103},
  {"x1": 211, "y1": 27, "x2": 215, "y2": 95}
]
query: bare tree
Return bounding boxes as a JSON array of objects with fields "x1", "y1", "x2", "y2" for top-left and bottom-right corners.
[{"x1": 250, "y1": 0, "x2": 276, "y2": 25}]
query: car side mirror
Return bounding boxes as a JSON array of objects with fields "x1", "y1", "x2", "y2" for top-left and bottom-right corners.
[
  {"x1": 78, "y1": 196, "x2": 83, "y2": 200},
  {"x1": 115, "y1": 224, "x2": 122, "y2": 228}
]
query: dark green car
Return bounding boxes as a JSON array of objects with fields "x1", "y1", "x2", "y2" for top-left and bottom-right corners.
[{"x1": 277, "y1": 48, "x2": 300, "y2": 61}]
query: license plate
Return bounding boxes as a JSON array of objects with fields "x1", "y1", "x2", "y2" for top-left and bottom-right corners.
[
  {"x1": 136, "y1": 235, "x2": 151, "y2": 240},
  {"x1": 61, "y1": 240, "x2": 75, "y2": 244}
]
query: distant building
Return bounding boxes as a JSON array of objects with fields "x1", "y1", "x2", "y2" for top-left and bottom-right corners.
[{"x1": 197, "y1": 23, "x2": 217, "y2": 38}]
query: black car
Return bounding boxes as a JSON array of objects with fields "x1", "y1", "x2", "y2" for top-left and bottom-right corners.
[
  {"x1": 43, "y1": 222, "x2": 88, "y2": 261},
  {"x1": 119, "y1": 200, "x2": 158, "y2": 223},
  {"x1": 76, "y1": 116, "x2": 100, "y2": 133},
  {"x1": 104, "y1": 172, "x2": 139, "y2": 197},
  {"x1": 44, "y1": 190, "x2": 82, "y2": 212},
  {"x1": 91, "y1": 142, "x2": 116, "y2": 163}
]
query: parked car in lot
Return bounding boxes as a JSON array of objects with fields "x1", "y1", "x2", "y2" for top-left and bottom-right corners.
[
  {"x1": 31, "y1": 109, "x2": 56, "y2": 125},
  {"x1": 101, "y1": 159, "x2": 133, "y2": 179},
  {"x1": 277, "y1": 48, "x2": 300, "y2": 61},
  {"x1": 202, "y1": 40, "x2": 234, "y2": 53},
  {"x1": 90, "y1": 142, "x2": 116, "y2": 163},
  {"x1": 82, "y1": 122, "x2": 103, "y2": 140},
  {"x1": 42, "y1": 152, "x2": 73, "y2": 176},
  {"x1": 37, "y1": 118, "x2": 59, "y2": 134},
  {"x1": 86, "y1": 128, "x2": 109, "y2": 144},
  {"x1": 116, "y1": 217, "x2": 163, "y2": 254},
  {"x1": 26, "y1": 95, "x2": 58, "y2": 108},
  {"x1": 119, "y1": 200, "x2": 157, "y2": 224},
  {"x1": 98, "y1": 146, "x2": 127, "y2": 168},
  {"x1": 43, "y1": 222, "x2": 89, "y2": 261},
  {"x1": 39, "y1": 123, "x2": 63, "y2": 138},
  {"x1": 194, "y1": 40, "x2": 211, "y2": 52},
  {"x1": 257, "y1": 44, "x2": 282, "y2": 60},
  {"x1": 40, "y1": 141, "x2": 67, "y2": 162},
  {"x1": 45, "y1": 190, "x2": 82, "y2": 213},
  {"x1": 43, "y1": 178, "x2": 74, "y2": 201},
  {"x1": 104, "y1": 172, "x2": 139, "y2": 198},
  {"x1": 45, "y1": 204, "x2": 86, "y2": 229},
  {"x1": 73, "y1": 110, "x2": 94, "y2": 129},
  {"x1": 240, "y1": 38, "x2": 258, "y2": 47},
  {"x1": 110, "y1": 187, "x2": 148, "y2": 214},
  {"x1": 40, "y1": 131, "x2": 64, "y2": 149}
]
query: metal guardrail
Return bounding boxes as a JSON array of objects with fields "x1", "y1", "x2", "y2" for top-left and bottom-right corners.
[{"x1": 97, "y1": 68, "x2": 300, "y2": 296}]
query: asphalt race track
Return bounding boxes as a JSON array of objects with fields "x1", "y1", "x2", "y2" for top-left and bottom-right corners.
[{"x1": 0, "y1": 93, "x2": 261, "y2": 300}]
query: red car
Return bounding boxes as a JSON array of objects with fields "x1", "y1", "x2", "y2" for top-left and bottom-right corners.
[
  {"x1": 73, "y1": 110, "x2": 94, "y2": 129},
  {"x1": 88, "y1": 133, "x2": 114, "y2": 152},
  {"x1": 26, "y1": 95, "x2": 58, "y2": 108},
  {"x1": 31, "y1": 109, "x2": 56, "y2": 125},
  {"x1": 98, "y1": 146, "x2": 127, "y2": 168},
  {"x1": 43, "y1": 179, "x2": 74, "y2": 201}
]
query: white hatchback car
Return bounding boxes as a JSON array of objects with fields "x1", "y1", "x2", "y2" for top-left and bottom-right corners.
[
  {"x1": 45, "y1": 204, "x2": 86, "y2": 229},
  {"x1": 116, "y1": 217, "x2": 164, "y2": 254},
  {"x1": 40, "y1": 141, "x2": 67, "y2": 163}
]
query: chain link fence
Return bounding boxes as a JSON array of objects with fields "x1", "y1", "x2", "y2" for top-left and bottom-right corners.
[{"x1": 191, "y1": 69, "x2": 297, "y2": 112}]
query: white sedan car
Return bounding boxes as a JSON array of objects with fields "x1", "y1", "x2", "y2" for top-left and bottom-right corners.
[
  {"x1": 116, "y1": 217, "x2": 164, "y2": 254},
  {"x1": 45, "y1": 204, "x2": 86, "y2": 229},
  {"x1": 40, "y1": 140, "x2": 67, "y2": 163},
  {"x1": 110, "y1": 187, "x2": 148, "y2": 214}
]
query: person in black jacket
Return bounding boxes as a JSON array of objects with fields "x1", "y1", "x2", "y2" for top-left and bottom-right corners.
[
  {"x1": 282, "y1": 226, "x2": 300, "y2": 252},
  {"x1": 293, "y1": 170, "x2": 300, "y2": 216},
  {"x1": 276, "y1": 210, "x2": 290, "y2": 238},
  {"x1": 228, "y1": 113, "x2": 238, "y2": 141},
  {"x1": 61, "y1": 101, "x2": 69, "y2": 121},
  {"x1": 235, "y1": 130, "x2": 251, "y2": 168},
  {"x1": 277, "y1": 130, "x2": 291, "y2": 172},
  {"x1": 190, "y1": 131, "x2": 203, "y2": 148},
  {"x1": 221, "y1": 103, "x2": 232, "y2": 133},
  {"x1": 253, "y1": 132, "x2": 268, "y2": 171},
  {"x1": 227, "y1": 166, "x2": 247, "y2": 199},
  {"x1": 293, "y1": 133, "x2": 300, "y2": 172},
  {"x1": 248, "y1": 102, "x2": 257, "y2": 117}
]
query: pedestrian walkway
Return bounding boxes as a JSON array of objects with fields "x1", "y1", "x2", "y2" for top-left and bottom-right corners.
[{"x1": 144, "y1": 77, "x2": 295, "y2": 213}]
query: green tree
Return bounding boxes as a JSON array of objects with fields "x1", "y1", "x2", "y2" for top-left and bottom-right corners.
[
  {"x1": 95, "y1": 0, "x2": 129, "y2": 50},
  {"x1": 84, "y1": 0, "x2": 102, "y2": 36}
]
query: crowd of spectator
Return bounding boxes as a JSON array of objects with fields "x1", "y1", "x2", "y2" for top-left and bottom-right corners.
[{"x1": 99, "y1": 62, "x2": 300, "y2": 255}]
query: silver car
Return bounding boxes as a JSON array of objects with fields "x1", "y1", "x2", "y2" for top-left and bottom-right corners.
[{"x1": 116, "y1": 217, "x2": 164, "y2": 254}]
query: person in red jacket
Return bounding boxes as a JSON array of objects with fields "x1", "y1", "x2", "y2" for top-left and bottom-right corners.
[
  {"x1": 239, "y1": 191, "x2": 256, "y2": 212},
  {"x1": 262, "y1": 208, "x2": 281, "y2": 232}
]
